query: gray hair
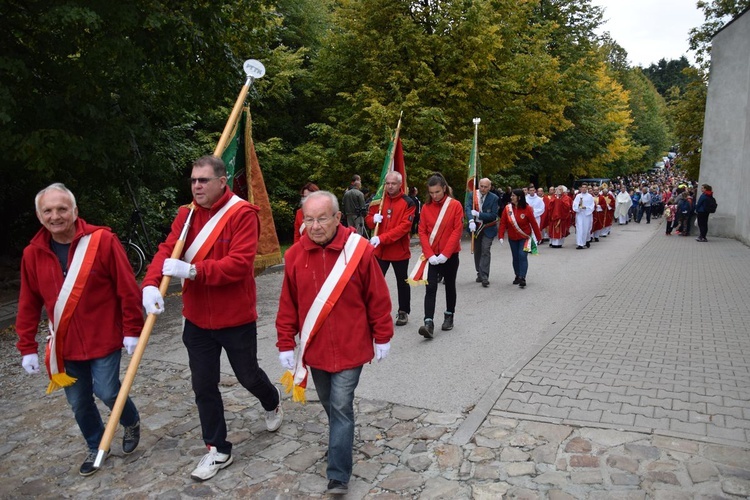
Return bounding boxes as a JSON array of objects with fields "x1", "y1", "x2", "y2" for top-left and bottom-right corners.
[
  {"x1": 303, "y1": 190, "x2": 340, "y2": 214},
  {"x1": 35, "y1": 183, "x2": 76, "y2": 214}
]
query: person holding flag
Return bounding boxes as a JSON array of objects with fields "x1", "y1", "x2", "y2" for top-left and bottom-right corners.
[
  {"x1": 365, "y1": 171, "x2": 415, "y2": 326},
  {"x1": 16, "y1": 183, "x2": 144, "y2": 476},
  {"x1": 466, "y1": 178, "x2": 499, "y2": 287},
  {"x1": 276, "y1": 191, "x2": 393, "y2": 495},
  {"x1": 141, "y1": 155, "x2": 283, "y2": 482}
]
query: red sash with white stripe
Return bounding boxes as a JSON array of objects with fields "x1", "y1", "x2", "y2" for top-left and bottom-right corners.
[
  {"x1": 45, "y1": 230, "x2": 103, "y2": 393},
  {"x1": 408, "y1": 197, "x2": 454, "y2": 285},
  {"x1": 281, "y1": 233, "x2": 369, "y2": 403}
]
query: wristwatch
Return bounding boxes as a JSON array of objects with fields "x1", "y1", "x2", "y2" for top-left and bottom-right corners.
[{"x1": 188, "y1": 264, "x2": 197, "y2": 280}]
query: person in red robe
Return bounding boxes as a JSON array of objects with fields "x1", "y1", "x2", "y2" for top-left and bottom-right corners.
[
  {"x1": 601, "y1": 183, "x2": 616, "y2": 237},
  {"x1": 548, "y1": 186, "x2": 572, "y2": 248},
  {"x1": 590, "y1": 185, "x2": 607, "y2": 242}
]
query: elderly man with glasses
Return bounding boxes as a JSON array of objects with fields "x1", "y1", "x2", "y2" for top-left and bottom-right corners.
[
  {"x1": 141, "y1": 155, "x2": 283, "y2": 482},
  {"x1": 276, "y1": 190, "x2": 393, "y2": 496}
]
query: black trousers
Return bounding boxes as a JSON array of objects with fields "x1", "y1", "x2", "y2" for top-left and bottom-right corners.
[
  {"x1": 378, "y1": 258, "x2": 410, "y2": 314},
  {"x1": 424, "y1": 253, "x2": 459, "y2": 320},
  {"x1": 183, "y1": 319, "x2": 278, "y2": 454},
  {"x1": 697, "y1": 213, "x2": 709, "y2": 239}
]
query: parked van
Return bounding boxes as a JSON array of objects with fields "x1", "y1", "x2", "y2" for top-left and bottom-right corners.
[{"x1": 573, "y1": 178, "x2": 610, "y2": 190}]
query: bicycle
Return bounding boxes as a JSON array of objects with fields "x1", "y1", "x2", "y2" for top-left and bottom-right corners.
[{"x1": 119, "y1": 182, "x2": 155, "y2": 276}]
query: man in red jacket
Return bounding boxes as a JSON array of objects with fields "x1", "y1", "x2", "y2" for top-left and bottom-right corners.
[
  {"x1": 141, "y1": 155, "x2": 282, "y2": 482},
  {"x1": 16, "y1": 183, "x2": 143, "y2": 476},
  {"x1": 365, "y1": 171, "x2": 416, "y2": 326},
  {"x1": 277, "y1": 191, "x2": 393, "y2": 496}
]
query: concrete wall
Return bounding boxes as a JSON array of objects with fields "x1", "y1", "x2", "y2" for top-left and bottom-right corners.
[{"x1": 699, "y1": 11, "x2": 750, "y2": 245}]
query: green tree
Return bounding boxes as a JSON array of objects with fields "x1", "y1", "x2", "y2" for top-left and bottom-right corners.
[
  {"x1": 689, "y1": 0, "x2": 750, "y2": 69},
  {"x1": 643, "y1": 57, "x2": 696, "y2": 96},
  {"x1": 671, "y1": 68, "x2": 708, "y2": 179}
]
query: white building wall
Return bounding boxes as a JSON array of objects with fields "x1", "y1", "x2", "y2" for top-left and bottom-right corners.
[{"x1": 699, "y1": 10, "x2": 750, "y2": 244}]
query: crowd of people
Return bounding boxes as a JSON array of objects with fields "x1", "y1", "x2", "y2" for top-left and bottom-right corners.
[{"x1": 16, "y1": 156, "x2": 717, "y2": 495}]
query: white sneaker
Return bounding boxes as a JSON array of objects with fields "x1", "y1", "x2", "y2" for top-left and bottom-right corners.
[
  {"x1": 265, "y1": 386, "x2": 283, "y2": 432},
  {"x1": 190, "y1": 446, "x2": 233, "y2": 482}
]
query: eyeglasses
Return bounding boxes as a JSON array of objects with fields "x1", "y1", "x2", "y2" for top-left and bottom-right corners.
[
  {"x1": 303, "y1": 216, "x2": 335, "y2": 226},
  {"x1": 190, "y1": 177, "x2": 220, "y2": 185}
]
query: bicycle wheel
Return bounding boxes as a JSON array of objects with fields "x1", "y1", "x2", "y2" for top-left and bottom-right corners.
[{"x1": 122, "y1": 240, "x2": 146, "y2": 276}]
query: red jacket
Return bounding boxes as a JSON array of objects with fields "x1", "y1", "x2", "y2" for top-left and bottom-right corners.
[
  {"x1": 276, "y1": 226, "x2": 394, "y2": 373},
  {"x1": 418, "y1": 196, "x2": 464, "y2": 258},
  {"x1": 293, "y1": 208, "x2": 304, "y2": 243},
  {"x1": 143, "y1": 188, "x2": 260, "y2": 330},
  {"x1": 498, "y1": 204, "x2": 542, "y2": 241},
  {"x1": 17, "y1": 219, "x2": 143, "y2": 360},
  {"x1": 364, "y1": 193, "x2": 415, "y2": 261}
]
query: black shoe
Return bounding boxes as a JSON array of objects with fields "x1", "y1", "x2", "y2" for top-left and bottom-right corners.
[
  {"x1": 576, "y1": 246, "x2": 583, "y2": 250},
  {"x1": 80, "y1": 450, "x2": 104, "y2": 477},
  {"x1": 594, "y1": 237, "x2": 599, "y2": 242},
  {"x1": 396, "y1": 310, "x2": 409, "y2": 326},
  {"x1": 475, "y1": 276, "x2": 483, "y2": 283},
  {"x1": 585, "y1": 241, "x2": 590, "y2": 248},
  {"x1": 441, "y1": 313, "x2": 454, "y2": 331},
  {"x1": 418, "y1": 320, "x2": 434, "y2": 339},
  {"x1": 327, "y1": 480, "x2": 349, "y2": 495},
  {"x1": 513, "y1": 276, "x2": 521, "y2": 284},
  {"x1": 518, "y1": 278, "x2": 526, "y2": 288},
  {"x1": 482, "y1": 279, "x2": 489, "y2": 288},
  {"x1": 122, "y1": 421, "x2": 140, "y2": 455}
]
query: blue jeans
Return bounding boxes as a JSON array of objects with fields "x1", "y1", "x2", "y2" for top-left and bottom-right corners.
[
  {"x1": 508, "y1": 239, "x2": 529, "y2": 279},
  {"x1": 637, "y1": 205, "x2": 651, "y2": 223},
  {"x1": 310, "y1": 366, "x2": 363, "y2": 483},
  {"x1": 64, "y1": 350, "x2": 140, "y2": 452}
]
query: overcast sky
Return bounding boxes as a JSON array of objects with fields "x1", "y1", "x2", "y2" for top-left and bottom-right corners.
[{"x1": 590, "y1": 0, "x2": 706, "y2": 68}]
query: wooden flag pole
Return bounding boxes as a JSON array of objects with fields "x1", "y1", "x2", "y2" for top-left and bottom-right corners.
[
  {"x1": 373, "y1": 111, "x2": 403, "y2": 238},
  {"x1": 94, "y1": 59, "x2": 266, "y2": 470}
]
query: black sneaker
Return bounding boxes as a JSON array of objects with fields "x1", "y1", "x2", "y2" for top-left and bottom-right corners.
[
  {"x1": 475, "y1": 276, "x2": 482, "y2": 283},
  {"x1": 441, "y1": 313, "x2": 454, "y2": 331},
  {"x1": 518, "y1": 278, "x2": 526, "y2": 288},
  {"x1": 79, "y1": 450, "x2": 104, "y2": 477},
  {"x1": 482, "y1": 279, "x2": 489, "y2": 288},
  {"x1": 513, "y1": 276, "x2": 521, "y2": 284},
  {"x1": 396, "y1": 310, "x2": 409, "y2": 326},
  {"x1": 327, "y1": 479, "x2": 349, "y2": 495},
  {"x1": 418, "y1": 319, "x2": 434, "y2": 339},
  {"x1": 123, "y1": 421, "x2": 140, "y2": 455}
]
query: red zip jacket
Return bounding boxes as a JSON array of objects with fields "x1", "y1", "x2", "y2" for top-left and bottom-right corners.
[
  {"x1": 365, "y1": 193, "x2": 415, "y2": 261},
  {"x1": 498, "y1": 204, "x2": 542, "y2": 241},
  {"x1": 142, "y1": 188, "x2": 260, "y2": 330},
  {"x1": 418, "y1": 196, "x2": 464, "y2": 258},
  {"x1": 276, "y1": 226, "x2": 394, "y2": 373},
  {"x1": 16, "y1": 219, "x2": 143, "y2": 359}
]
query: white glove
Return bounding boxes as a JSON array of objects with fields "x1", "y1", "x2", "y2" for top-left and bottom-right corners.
[
  {"x1": 373, "y1": 213, "x2": 384, "y2": 224},
  {"x1": 22, "y1": 354, "x2": 40, "y2": 374},
  {"x1": 369, "y1": 236, "x2": 380, "y2": 248},
  {"x1": 375, "y1": 342, "x2": 390, "y2": 362},
  {"x1": 142, "y1": 285, "x2": 164, "y2": 315},
  {"x1": 123, "y1": 337, "x2": 139, "y2": 355},
  {"x1": 436, "y1": 254, "x2": 448, "y2": 264},
  {"x1": 279, "y1": 351, "x2": 295, "y2": 370},
  {"x1": 162, "y1": 258, "x2": 191, "y2": 279},
  {"x1": 471, "y1": 210, "x2": 480, "y2": 218},
  {"x1": 428, "y1": 255, "x2": 440, "y2": 266},
  {"x1": 469, "y1": 221, "x2": 476, "y2": 232},
  {"x1": 498, "y1": 238, "x2": 504, "y2": 245}
]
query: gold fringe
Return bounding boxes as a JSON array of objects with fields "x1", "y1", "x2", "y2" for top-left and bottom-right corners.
[
  {"x1": 292, "y1": 385, "x2": 307, "y2": 404},
  {"x1": 280, "y1": 370, "x2": 294, "y2": 394},
  {"x1": 46, "y1": 372, "x2": 77, "y2": 394},
  {"x1": 406, "y1": 278, "x2": 428, "y2": 287}
]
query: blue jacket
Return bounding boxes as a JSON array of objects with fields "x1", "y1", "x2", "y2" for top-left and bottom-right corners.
[{"x1": 465, "y1": 191, "x2": 500, "y2": 239}]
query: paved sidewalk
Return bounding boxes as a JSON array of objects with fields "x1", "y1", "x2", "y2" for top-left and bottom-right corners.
[
  {"x1": 1, "y1": 224, "x2": 749, "y2": 498},
  {"x1": 492, "y1": 230, "x2": 750, "y2": 448}
]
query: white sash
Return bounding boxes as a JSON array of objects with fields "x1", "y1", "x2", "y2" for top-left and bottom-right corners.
[{"x1": 183, "y1": 194, "x2": 244, "y2": 263}]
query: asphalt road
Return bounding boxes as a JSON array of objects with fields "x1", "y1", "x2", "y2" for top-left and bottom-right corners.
[{"x1": 146, "y1": 220, "x2": 660, "y2": 416}]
